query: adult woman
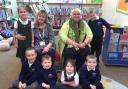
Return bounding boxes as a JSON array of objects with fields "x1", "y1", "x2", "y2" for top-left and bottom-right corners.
[
  {"x1": 59, "y1": 8, "x2": 93, "y2": 70},
  {"x1": 34, "y1": 10, "x2": 55, "y2": 62}
]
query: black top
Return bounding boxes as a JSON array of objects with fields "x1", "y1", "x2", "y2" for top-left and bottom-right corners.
[
  {"x1": 16, "y1": 20, "x2": 32, "y2": 58},
  {"x1": 38, "y1": 66, "x2": 57, "y2": 87},
  {"x1": 88, "y1": 18, "x2": 111, "y2": 38},
  {"x1": 19, "y1": 60, "x2": 41, "y2": 85},
  {"x1": 79, "y1": 65, "x2": 101, "y2": 87}
]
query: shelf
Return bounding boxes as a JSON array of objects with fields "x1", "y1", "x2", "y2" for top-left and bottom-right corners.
[
  {"x1": 17, "y1": 1, "x2": 40, "y2": 5},
  {"x1": 47, "y1": 3, "x2": 102, "y2": 5},
  {"x1": 102, "y1": 27, "x2": 128, "y2": 66}
]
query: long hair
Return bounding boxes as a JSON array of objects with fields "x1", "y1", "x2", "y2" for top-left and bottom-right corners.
[
  {"x1": 64, "y1": 59, "x2": 76, "y2": 73},
  {"x1": 34, "y1": 10, "x2": 48, "y2": 28}
]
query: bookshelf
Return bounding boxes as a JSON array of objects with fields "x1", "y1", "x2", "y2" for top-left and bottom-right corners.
[
  {"x1": 48, "y1": 3, "x2": 102, "y2": 29},
  {"x1": 102, "y1": 27, "x2": 128, "y2": 66}
]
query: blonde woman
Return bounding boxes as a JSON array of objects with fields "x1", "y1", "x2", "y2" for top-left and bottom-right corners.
[{"x1": 59, "y1": 8, "x2": 93, "y2": 70}]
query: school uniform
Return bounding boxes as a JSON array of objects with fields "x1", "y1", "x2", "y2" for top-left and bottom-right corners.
[
  {"x1": 56, "y1": 71, "x2": 81, "y2": 89},
  {"x1": 14, "y1": 18, "x2": 34, "y2": 63},
  {"x1": 10, "y1": 59, "x2": 41, "y2": 89},
  {"x1": 38, "y1": 67, "x2": 57, "y2": 89},
  {"x1": 88, "y1": 18, "x2": 111, "y2": 62},
  {"x1": 79, "y1": 65, "x2": 104, "y2": 89}
]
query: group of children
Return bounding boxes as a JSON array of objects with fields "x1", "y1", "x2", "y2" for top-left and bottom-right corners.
[
  {"x1": 10, "y1": 48, "x2": 103, "y2": 89},
  {"x1": 9, "y1": 5, "x2": 106, "y2": 89}
]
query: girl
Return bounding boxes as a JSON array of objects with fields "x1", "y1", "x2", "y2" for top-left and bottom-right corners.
[
  {"x1": 13, "y1": 6, "x2": 34, "y2": 64},
  {"x1": 56, "y1": 59, "x2": 81, "y2": 89},
  {"x1": 33, "y1": 10, "x2": 55, "y2": 62}
]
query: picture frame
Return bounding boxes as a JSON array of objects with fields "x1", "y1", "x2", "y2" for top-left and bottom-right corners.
[{"x1": 117, "y1": 0, "x2": 128, "y2": 14}]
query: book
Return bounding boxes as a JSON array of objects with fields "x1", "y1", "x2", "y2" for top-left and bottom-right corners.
[
  {"x1": 108, "y1": 33, "x2": 120, "y2": 52},
  {"x1": 118, "y1": 26, "x2": 128, "y2": 52}
]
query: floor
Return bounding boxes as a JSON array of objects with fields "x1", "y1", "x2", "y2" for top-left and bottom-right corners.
[{"x1": 0, "y1": 46, "x2": 128, "y2": 89}]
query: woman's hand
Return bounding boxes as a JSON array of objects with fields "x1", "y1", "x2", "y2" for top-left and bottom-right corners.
[
  {"x1": 73, "y1": 42, "x2": 79, "y2": 48},
  {"x1": 31, "y1": 43, "x2": 34, "y2": 48},
  {"x1": 42, "y1": 46, "x2": 49, "y2": 53},
  {"x1": 78, "y1": 42, "x2": 86, "y2": 48}
]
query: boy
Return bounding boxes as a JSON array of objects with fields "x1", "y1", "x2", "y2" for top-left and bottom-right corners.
[
  {"x1": 79, "y1": 55, "x2": 104, "y2": 89},
  {"x1": 38, "y1": 54, "x2": 57, "y2": 89},
  {"x1": 10, "y1": 48, "x2": 41, "y2": 89},
  {"x1": 88, "y1": 9, "x2": 111, "y2": 63}
]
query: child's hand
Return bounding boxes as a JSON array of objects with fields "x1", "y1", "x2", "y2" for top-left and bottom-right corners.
[
  {"x1": 18, "y1": 81, "x2": 22, "y2": 89},
  {"x1": 18, "y1": 81, "x2": 24, "y2": 89},
  {"x1": 68, "y1": 81, "x2": 78, "y2": 87},
  {"x1": 16, "y1": 34, "x2": 26, "y2": 40},
  {"x1": 22, "y1": 83, "x2": 27, "y2": 88},
  {"x1": 14, "y1": 43, "x2": 18, "y2": 48},
  {"x1": 45, "y1": 84, "x2": 50, "y2": 89},
  {"x1": 90, "y1": 84, "x2": 96, "y2": 89},
  {"x1": 42, "y1": 83, "x2": 47, "y2": 88}
]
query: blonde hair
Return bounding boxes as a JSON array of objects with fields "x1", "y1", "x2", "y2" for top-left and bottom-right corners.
[
  {"x1": 34, "y1": 10, "x2": 48, "y2": 28},
  {"x1": 70, "y1": 8, "x2": 82, "y2": 18}
]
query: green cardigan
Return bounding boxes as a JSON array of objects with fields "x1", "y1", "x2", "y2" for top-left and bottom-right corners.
[{"x1": 58, "y1": 19, "x2": 93, "y2": 54}]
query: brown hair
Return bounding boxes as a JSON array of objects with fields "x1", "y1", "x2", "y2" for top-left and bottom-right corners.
[
  {"x1": 34, "y1": 10, "x2": 48, "y2": 28},
  {"x1": 86, "y1": 55, "x2": 97, "y2": 62},
  {"x1": 65, "y1": 59, "x2": 76, "y2": 72},
  {"x1": 17, "y1": 6, "x2": 28, "y2": 13},
  {"x1": 25, "y1": 47, "x2": 36, "y2": 55},
  {"x1": 41, "y1": 54, "x2": 52, "y2": 63}
]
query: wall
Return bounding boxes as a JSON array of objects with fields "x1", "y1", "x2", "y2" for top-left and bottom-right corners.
[{"x1": 102, "y1": 0, "x2": 128, "y2": 27}]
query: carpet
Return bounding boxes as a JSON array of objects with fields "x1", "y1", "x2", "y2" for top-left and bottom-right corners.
[{"x1": 101, "y1": 76, "x2": 128, "y2": 89}]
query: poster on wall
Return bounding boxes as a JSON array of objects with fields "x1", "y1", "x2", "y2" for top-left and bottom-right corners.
[{"x1": 117, "y1": 0, "x2": 128, "y2": 14}]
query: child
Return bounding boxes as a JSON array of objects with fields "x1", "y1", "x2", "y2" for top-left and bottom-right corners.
[
  {"x1": 38, "y1": 54, "x2": 57, "y2": 89},
  {"x1": 33, "y1": 10, "x2": 55, "y2": 62},
  {"x1": 10, "y1": 48, "x2": 41, "y2": 89},
  {"x1": 56, "y1": 59, "x2": 81, "y2": 89},
  {"x1": 79, "y1": 55, "x2": 104, "y2": 89},
  {"x1": 88, "y1": 9, "x2": 111, "y2": 63},
  {"x1": 13, "y1": 6, "x2": 34, "y2": 64}
]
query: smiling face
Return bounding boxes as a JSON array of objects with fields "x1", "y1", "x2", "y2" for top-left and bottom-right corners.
[
  {"x1": 71, "y1": 11, "x2": 82, "y2": 22},
  {"x1": 70, "y1": 8, "x2": 82, "y2": 22},
  {"x1": 37, "y1": 12, "x2": 47, "y2": 25},
  {"x1": 85, "y1": 58, "x2": 97, "y2": 70},
  {"x1": 18, "y1": 7, "x2": 28, "y2": 21},
  {"x1": 65, "y1": 62, "x2": 75, "y2": 74},
  {"x1": 26, "y1": 50, "x2": 37, "y2": 64},
  {"x1": 42, "y1": 58, "x2": 52, "y2": 69}
]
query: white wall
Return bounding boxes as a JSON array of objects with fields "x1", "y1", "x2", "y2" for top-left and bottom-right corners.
[{"x1": 102, "y1": 0, "x2": 128, "y2": 27}]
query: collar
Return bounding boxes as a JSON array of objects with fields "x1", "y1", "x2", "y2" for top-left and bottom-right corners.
[
  {"x1": 91, "y1": 16, "x2": 99, "y2": 21},
  {"x1": 87, "y1": 66, "x2": 95, "y2": 71},
  {"x1": 28, "y1": 61, "x2": 33, "y2": 67},
  {"x1": 19, "y1": 18, "x2": 28, "y2": 25}
]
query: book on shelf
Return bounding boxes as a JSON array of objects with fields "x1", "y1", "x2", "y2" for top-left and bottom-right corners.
[
  {"x1": 118, "y1": 26, "x2": 128, "y2": 52},
  {"x1": 108, "y1": 33, "x2": 120, "y2": 52},
  {"x1": 122, "y1": 52, "x2": 128, "y2": 60}
]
